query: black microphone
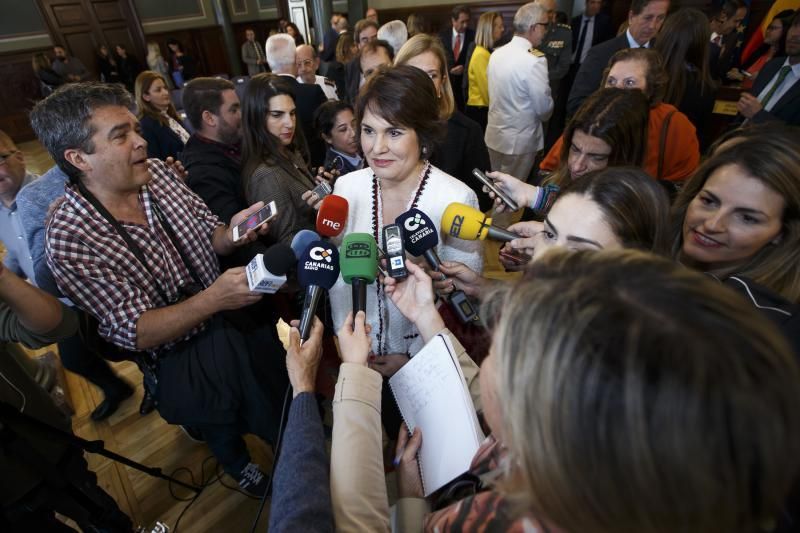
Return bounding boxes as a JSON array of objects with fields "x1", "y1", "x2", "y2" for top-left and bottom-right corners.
[
  {"x1": 396, "y1": 208, "x2": 442, "y2": 269},
  {"x1": 297, "y1": 240, "x2": 340, "y2": 341},
  {"x1": 395, "y1": 208, "x2": 480, "y2": 324}
]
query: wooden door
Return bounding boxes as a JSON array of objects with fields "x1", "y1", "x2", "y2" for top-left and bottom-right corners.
[{"x1": 36, "y1": 0, "x2": 147, "y2": 79}]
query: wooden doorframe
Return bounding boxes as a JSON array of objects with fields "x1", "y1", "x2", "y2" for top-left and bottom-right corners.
[{"x1": 36, "y1": 0, "x2": 147, "y2": 63}]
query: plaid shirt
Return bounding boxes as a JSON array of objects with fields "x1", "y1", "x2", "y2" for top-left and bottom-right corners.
[{"x1": 45, "y1": 159, "x2": 222, "y2": 352}]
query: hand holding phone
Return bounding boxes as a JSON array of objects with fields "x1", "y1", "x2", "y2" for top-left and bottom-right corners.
[
  {"x1": 232, "y1": 200, "x2": 278, "y2": 241},
  {"x1": 473, "y1": 168, "x2": 520, "y2": 211}
]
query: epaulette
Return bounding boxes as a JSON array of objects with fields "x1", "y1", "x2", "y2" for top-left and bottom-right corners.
[
  {"x1": 529, "y1": 48, "x2": 545, "y2": 57},
  {"x1": 558, "y1": 23, "x2": 571, "y2": 30},
  {"x1": 323, "y1": 77, "x2": 335, "y2": 87}
]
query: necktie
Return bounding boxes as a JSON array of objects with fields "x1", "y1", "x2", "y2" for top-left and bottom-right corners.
[
  {"x1": 573, "y1": 18, "x2": 589, "y2": 65},
  {"x1": 761, "y1": 66, "x2": 792, "y2": 108},
  {"x1": 453, "y1": 33, "x2": 462, "y2": 60},
  {"x1": 254, "y1": 42, "x2": 263, "y2": 61}
]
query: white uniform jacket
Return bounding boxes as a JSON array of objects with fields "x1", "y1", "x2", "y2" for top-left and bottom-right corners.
[{"x1": 485, "y1": 35, "x2": 553, "y2": 155}]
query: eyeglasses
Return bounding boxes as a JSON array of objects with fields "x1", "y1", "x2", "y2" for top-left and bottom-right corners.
[
  {"x1": 296, "y1": 59, "x2": 314, "y2": 68},
  {"x1": 0, "y1": 150, "x2": 19, "y2": 166},
  {"x1": 535, "y1": 22, "x2": 549, "y2": 29}
]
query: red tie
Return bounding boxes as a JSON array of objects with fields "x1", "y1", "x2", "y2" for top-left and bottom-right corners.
[{"x1": 453, "y1": 33, "x2": 462, "y2": 59}]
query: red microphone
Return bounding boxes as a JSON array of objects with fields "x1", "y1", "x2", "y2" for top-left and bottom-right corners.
[{"x1": 316, "y1": 194, "x2": 349, "y2": 238}]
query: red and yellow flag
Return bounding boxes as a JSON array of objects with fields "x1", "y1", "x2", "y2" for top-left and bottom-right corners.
[{"x1": 741, "y1": 0, "x2": 800, "y2": 63}]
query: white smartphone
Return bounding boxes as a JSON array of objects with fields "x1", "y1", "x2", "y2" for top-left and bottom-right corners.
[
  {"x1": 233, "y1": 200, "x2": 278, "y2": 241},
  {"x1": 472, "y1": 168, "x2": 520, "y2": 211}
]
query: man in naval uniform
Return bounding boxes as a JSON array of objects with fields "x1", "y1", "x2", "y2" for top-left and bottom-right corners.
[
  {"x1": 485, "y1": 2, "x2": 553, "y2": 181},
  {"x1": 296, "y1": 44, "x2": 339, "y2": 100},
  {"x1": 537, "y1": 0, "x2": 572, "y2": 96}
]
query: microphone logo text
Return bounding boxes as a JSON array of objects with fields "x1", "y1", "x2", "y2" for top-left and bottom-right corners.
[
  {"x1": 321, "y1": 218, "x2": 341, "y2": 230},
  {"x1": 449, "y1": 215, "x2": 464, "y2": 237},
  {"x1": 309, "y1": 247, "x2": 334, "y2": 263},
  {"x1": 404, "y1": 213, "x2": 425, "y2": 232}
]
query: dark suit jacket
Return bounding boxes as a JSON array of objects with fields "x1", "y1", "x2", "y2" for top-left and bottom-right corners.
[
  {"x1": 344, "y1": 58, "x2": 361, "y2": 104},
  {"x1": 431, "y1": 111, "x2": 493, "y2": 211},
  {"x1": 140, "y1": 115, "x2": 185, "y2": 161},
  {"x1": 567, "y1": 33, "x2": 629, "y2": 116},
  {"x1": 748, "y1": 58, "x2": 800, "y2": 126},
  {"x1": 281, "y1": 75, "x2": 328, "y2": 166},
  {"x1": 321, "y1": 28, "x2": 339, "y2": 63},
  {"x1": 319, "y1": 60, "x2": 346, "y2": 104},
  {"x1": 439, "y1": 27, "x2": 476, "y2": 72},
  {"x1": 571, "y1": 13, "x2": 613, "y2": 51}
]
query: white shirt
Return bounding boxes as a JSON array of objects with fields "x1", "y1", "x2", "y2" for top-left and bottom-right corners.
[
  {"x1": 625, "y1": 29, "x2": 650, "y2": 49},
  {"x1": 329, "y1": 166, "x2": 483, "y2": 356},
  {"x1": 485, "y1": 35, "x2": 553, "y2": 154},
  {"x1": 756, "y1": 58, "x2": 800, "y2": 111},
  {"x1": 297, "y1": 74, "x2": 339, "y2": 100},
  {"x1": 573, "y1": 15, "x2": 595, "y2": 64}
]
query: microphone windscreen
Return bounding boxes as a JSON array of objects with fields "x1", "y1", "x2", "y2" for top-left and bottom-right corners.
[
  {"x1": 441, "y1": 202, "x2": 489, "y2": 241},
  {"x1": 261, "y1": 243, "x2": 296, "y2": 276},
  {"x1": 291, "y1": 229, "x2": 320, "y2": 258},
  {"x1": 297, "y1": 240, "x2": 340, "y2": 290},
  {"x1": 316, "y1": 194, "x2": 349, "y2": 237},
  {"x1": 395, "y1": 208, "x2": 439, "y2": 257},
  {"x1": 340, "y1": 233, "x2": 378, "y2": 284}
]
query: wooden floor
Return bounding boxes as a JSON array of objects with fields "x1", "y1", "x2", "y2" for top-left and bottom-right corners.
[{"x1": 14, "y1": 140, "x2": 520, "y2": 532}]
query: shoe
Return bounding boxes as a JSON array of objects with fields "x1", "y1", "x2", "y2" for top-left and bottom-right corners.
[
  {"x1": 179, "y1": 425, "x2": 204, "y2": 443},
  {"x1": 90, "y1": 383, "x2": 134, "y2": 421},
  {"x1": 139, "y1": 389, "x2": 157, "y2": 415},
  {"x1": 234, "y1": 463, "x2": 269, "y2": 497}
]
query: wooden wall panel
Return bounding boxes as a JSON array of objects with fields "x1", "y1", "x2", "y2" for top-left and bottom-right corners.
[{"x1": 0, "y1": 48, "x2": 48, "y2": 142}]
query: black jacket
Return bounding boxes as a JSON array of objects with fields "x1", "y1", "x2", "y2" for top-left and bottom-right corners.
[
  {"x1": 571, "y1": 12, "x2": 613, "y2": 53},
  {"x1": 182, "y1": 134, "x2": 269, "y2": 269},
  {"x1": 748, "y1": 57, "x2": 800, "y2": 126},
  {"x1": 344, "y1": 57, "x2": 361, "y2": 104},
  {"x1": 567, "y1": 33, "x2": 629, "y2": 116},
  {"x1": 439, "y1": 27, "x2": 476, "y2": 73},
  {"x1": 140, "y1": 114, "x2": 185, "y2": 161},
  {"x1": 280, "y1": 75, "x2": 328, "y2": 166},
  {"x1": 431, "y1": 111, "x2": 493, "y2": 211}
]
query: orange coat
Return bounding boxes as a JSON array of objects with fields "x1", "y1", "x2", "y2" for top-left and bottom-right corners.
[{"x1": 540, "y1": 103, "x2": 700, "y2": 182}]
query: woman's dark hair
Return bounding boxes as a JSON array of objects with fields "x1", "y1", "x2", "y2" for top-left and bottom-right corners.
[
  {"x1": 743, "y1": 10, "x2": 795, "y2": 69},
  {"x1": 602, "y1": 48, "x2": 668, "y2": 106},
  {"x1": 241, "y1": 73, "x2": 309, "y2": 181},
  {"x1": 547, "y1": 88, "x2": 649, "y2": 187},
  {"x1": 314, "y1": 100, "x2": 354, "y2": 139},
  {"x1": 655, "y1": 8, "x2": 716, "y2": 106},
  {"x1": 559, "y1": 167, "x2": 671, "y2": 255},
  {"x1": 355, "y1": 65, "x2": 446, "y2": 160}
]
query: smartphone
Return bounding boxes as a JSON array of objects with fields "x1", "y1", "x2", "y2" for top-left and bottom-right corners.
[
  {"x1": 233, "y1": 200, "x2": 278, "y2": 241},
  {"x1": 499, "y1": 248, "x2": 532, "y2": 266},
  {"x1": 741, "y1": 70, "x2": 753, "y2": 79},
  {"x1": 472, "y1": 168, "x2": 520, "y2": 211},
  {"x1": 311, "y1": 180, "x2": 333, "y2": 201},
  {"x1": 382, "y1": 224, "x2": 408, "y2": 280},
  {"x1": 326, "y1": 155, "x2": 345, "y2": 174}
]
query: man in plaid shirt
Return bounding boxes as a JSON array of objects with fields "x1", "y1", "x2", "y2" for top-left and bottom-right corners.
[{"x1": 30, "y1": 82, "x2": 286, "y2": 496}]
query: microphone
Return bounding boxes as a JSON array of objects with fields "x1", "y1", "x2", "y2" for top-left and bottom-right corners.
[
  {"x1": 297, "y1": 240, "x2": 340, "y2": 341},
  {"x1": 395, "y1": 208, "x2": 442, "y2": 270},
  {"x1": 395, "y1": 208, "x2": 480, "y2": 325},
  {"x1": 340, "y1": 233, "x2": 378, "y2": 316},
  {"x1": 441, "y1": 202, "x2": 518, "y2": 242},
  {"x1": 291, "y1": 229, "x2": 320, "y2": 258},
  {"x1": 245, "y1": 243, "x2": 295, "y2": 294},
  {"x1": 316, "y1": 194, "x2": 349, "y2": 238}
]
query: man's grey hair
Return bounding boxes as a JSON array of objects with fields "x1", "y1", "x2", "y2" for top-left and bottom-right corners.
[
  {"x1": 514, "y1": 2, "x2": 546, "y2": 33},
  {"x1": 377, "y1": 20, "x2": 408, "y2": 55},
  {"x1": 266, "y1": 33, "x2": 297, "y2": 73},
  {"x1": 29, "y1": 82, "x2": 133, "y2": 182}
]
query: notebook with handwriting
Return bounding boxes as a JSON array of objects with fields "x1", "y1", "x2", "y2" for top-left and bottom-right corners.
[{"x1": 389, "y1": 333, "x2": 484, "y2": 496}]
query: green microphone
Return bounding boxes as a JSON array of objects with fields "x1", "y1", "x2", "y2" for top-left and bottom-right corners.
[{"x1": 340, "y1": 233, "x2": 379, "y2": 315}]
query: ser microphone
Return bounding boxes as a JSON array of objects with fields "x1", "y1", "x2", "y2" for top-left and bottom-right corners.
[
  {"x1": 441, "y1": 202, "x2": 518, "y2": 242},
  {"x1": 297, "y1": 240, "x2": 340, "y2": 341},
  {"x1": 316, "y1": 194, "x2": 349, "y2": 238},
  {"x1": 340, "y1": 233, "x2": 378, "y2": 316},
  {"x1": 245, "y1": 243, "x2": 295, "y2": 294},
  {"x1": 396, "y1": 208, "x2": 480, "y2": 325}
]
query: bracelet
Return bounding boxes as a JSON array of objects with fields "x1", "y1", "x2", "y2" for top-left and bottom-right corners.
[{"x1": 529, "y1": 184, "x2": 560, "y2": 214}]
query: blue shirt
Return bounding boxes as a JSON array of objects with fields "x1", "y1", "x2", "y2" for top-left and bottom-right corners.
[
  {"x1": 15, "y1": 165, "x2": 69, "y2": 295},
  {"x1": 0, "y1": 172, "x2": 36, "y2": 280}
]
